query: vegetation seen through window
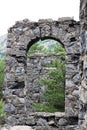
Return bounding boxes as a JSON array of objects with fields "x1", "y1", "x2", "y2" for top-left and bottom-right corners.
[{"x1": 28, "y1": 39, "x2": 66, "y2": 112}]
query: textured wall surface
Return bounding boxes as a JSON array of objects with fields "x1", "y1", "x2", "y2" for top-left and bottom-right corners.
[
  {"x1": 79, "y1": 0, "x2": 87, "y2": 129},
  {"x1": 4, "y1": 18, "x2": 80, "y2": 129}
]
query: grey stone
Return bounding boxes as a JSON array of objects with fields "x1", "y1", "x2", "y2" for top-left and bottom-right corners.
[
  {"x1": 4, "y1": 104, "x2": 15, "y2": 114},
  {"x1": 35, "y1": 126, "x2": 51, "y2": 130},
  {"x1": 5, "y1": 116, "x2": 18, "y2": 125},
  {"x1": 37, "y1": 118, "x2": 48, "y2": 126},
  {"x1": 58, "y1": 17, "x2": 74, "y2": 21},
  {"x1": 58, "y1": 118, "x2": 68, "y2": 126},
  {"x1": 15, "y1": 67, "x2": 25, "y2": 73},
  {"x1": 25, "y1": 116, "x2": 36, "y2": 125},
  {"x1": 48, "y1": 120, "x2": 55, "y2": 125},
  {"x1": 72, "y1": 90, "x2": 79, "y2": 97},
  {"x1": 66, "y1": 80, "x2": 75, "y2": 88},
  {"x1": 66, "y1": 125, "x2": 79, "y2": 130},
  {"x1": 65, "y1": 108, "x2": 74, "y2": 117},
  {"x1": 1, "y1": 126, "x2": 33, "y2": 130},
  {"x1": 55, "y1": 112, "x2": 65, "y2": 118}
]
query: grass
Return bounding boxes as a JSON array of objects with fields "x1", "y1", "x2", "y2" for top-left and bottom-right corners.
[{"x1": 33, "y1": 103, "x2": 64, "y2": 113}]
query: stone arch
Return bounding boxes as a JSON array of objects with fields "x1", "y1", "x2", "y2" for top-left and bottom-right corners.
[
  {"x1": 26, "y1": 36, "x2": 64, "y2": 53},
  {"x1": 4, "y1": 18, "x2": 80, "y2": 125},
  {"x1": 26, "y1": 37, "x2": 66, "y2": 113}
]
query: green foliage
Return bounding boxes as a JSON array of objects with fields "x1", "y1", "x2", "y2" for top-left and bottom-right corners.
[
  {"x1": 0, "y1": 99, "x2": 6, "y2": 124},
  {"x1": 33, "y1": 103, "x2": 61, "y2": 112},
  {"x1": 54, "y1": 43, "x2": 66, "y2": 57},
  {"x1": 38, "y1": 59, "x2": 65, "y2": 112},
  {"x1": 0, "y1": 59, "x2": 5, "y2": 98},
  {"x1": 27, "y1": 39, "x2": 64, "y2": 55},
  {"x1": 0, "y1": 59, "x2": 6, "y2": 124},
  {"x1": 27, "y1": 41, "x2": 45, "y2": 55}
]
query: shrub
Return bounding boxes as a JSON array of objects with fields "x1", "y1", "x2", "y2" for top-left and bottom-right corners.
[
  {"x1": 33, "y1": 103, "x2": 58, "y2": 112},
  {"x1": 0, "y1": 59, "x2": 6, "y2": 124},
  {"x1": 0, "y1": 59, "x2": 5, "y2": 98},
  {"x1": 0, "y1": 99, "x2": 6, "y2": 124},
  {"x1": 38, "y1": 59, "x2": 65, "y2": 112}
]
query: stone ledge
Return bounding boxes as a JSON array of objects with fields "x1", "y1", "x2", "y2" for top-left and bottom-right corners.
[
  {"x1": 28, "y1": 112, "x2": 65, "y2": 118},
  {"x1": 0, "y1": 125, "x2": 33, "y2": 130}
]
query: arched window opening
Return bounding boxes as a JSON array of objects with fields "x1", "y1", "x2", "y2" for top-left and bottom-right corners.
[{"x1": 26, "y1": 39, "x2": 66, "y2": 112}]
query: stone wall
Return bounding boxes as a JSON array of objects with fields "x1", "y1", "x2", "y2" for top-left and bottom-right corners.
[
  {"x1": 79, "y1": 0, "x2": 87, "y2": 129},
  {"x1": 4, "y1": 18, "x2": 80, "y2": 129}
]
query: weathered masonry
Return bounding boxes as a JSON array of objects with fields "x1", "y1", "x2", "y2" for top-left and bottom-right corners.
[
  {"x1": 4, "y1": 0, "x2": 87, "y2": 128},
  {"x1": 4, "y1": 18, "x2": 80, "y2": 129},
  {"x1": 79, "y1": 0, "x2": 87, "y2": 129}
]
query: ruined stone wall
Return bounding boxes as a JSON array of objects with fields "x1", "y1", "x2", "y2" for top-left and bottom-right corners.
[
  {"x1": 79, "y1": 0, "x2": 87, "y2": 129},
  {"x1": 4, "y1": 18, "x2": 80, "y2": 129}
]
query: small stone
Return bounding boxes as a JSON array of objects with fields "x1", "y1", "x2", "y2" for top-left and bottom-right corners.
[
  {"x1": 72, "y1": 90, "x2": 79, "y2": 97},
  {"x1": 16, "y1": 67, "x2": 25, "y2": 73},
  {"x1": 58, "y1": 118, "x2": 68, "y2": 126},
  {"x1": 4, "y1": 104, "x2": 15, "y2": 114},
  {"x1": 26, "y1": 116, "x2": 36, "y2": 125},
  {"x1": 58, "y1": 17, "x2": 74, "y2": 21},
  {"x1": 11, "y1": 126, "x2": 33, "y2": 130},
  {"x1": 37, "y1": 118, "x2": 48, "y2": 126},
  {"x1": 65, "y1": 108, "x2": 74, "y2": 117},
  {"x1": 66, "y1": 80, "x2": 75, "y2": 88},
  {"x1": 48, "y1": 120, "x2": 54, "y2": 125},
  {"x1": 35, "y1": 126, "x2": 51, "y2": 130},
  {"x1": 55, "y1": 112, "x2": 65, "y2": 118},
  {"x1": 6, "y1": 116, "x2": 17, "y2": 125}
]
